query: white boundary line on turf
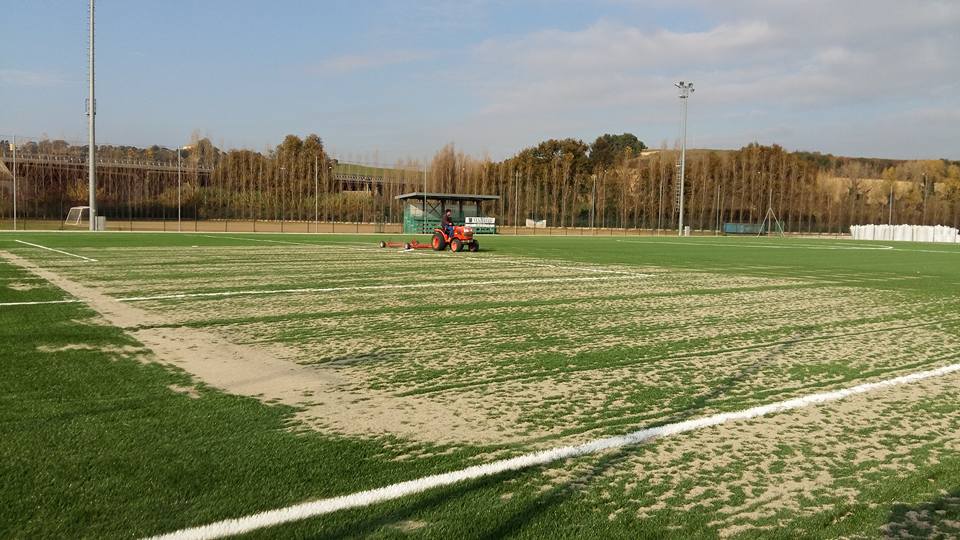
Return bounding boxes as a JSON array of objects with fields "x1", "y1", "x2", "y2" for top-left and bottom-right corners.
[
  {"x1": 615, "y1": 239, "x2": 895, "y2": 251},
  {"x1": 483, "y1": 255, "x2": 651, "y2": 276},
  {"x1": 196, "y1": 234, "x2": 317, "y2": 246},
  {"x1": 0, "y1": 299, "x2": 82, "y2": 307},
  {"x1": 116, "y1": 274, "x2": 645, "y2": 302},
  {"x1": 14, "y1": 240, "x2": 98, "y2": 261},
  {"x1": 196, "y1": 234, "x2": 375, "y2": 252},
  {"x1": 147, "y1": 361, "x2": 960, "y2": 540}
]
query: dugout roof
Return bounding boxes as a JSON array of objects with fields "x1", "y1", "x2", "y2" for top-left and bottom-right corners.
[{"x1": 395, "y1": 192, "x2": 500, "y2": 202}]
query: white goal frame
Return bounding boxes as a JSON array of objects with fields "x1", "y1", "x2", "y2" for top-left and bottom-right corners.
[{"x1": 64, "y1": 206, "x2": 91, "y2": 227}]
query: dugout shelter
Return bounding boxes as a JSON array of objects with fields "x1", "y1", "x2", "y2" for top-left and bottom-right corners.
[{"x1": 395, "y1": 192, "x2": 500, "y2": 234}]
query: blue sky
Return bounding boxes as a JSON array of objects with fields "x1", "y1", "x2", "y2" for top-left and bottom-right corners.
[{"x1": 2, "y1": 0, "x2": 958, "y2": 161}]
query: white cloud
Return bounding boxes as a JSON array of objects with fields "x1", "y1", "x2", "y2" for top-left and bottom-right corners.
[
  {"x1": 443, "y1": 1, "x2": 960, "y2": 158},
  {"x1": 475, "y1": 20, "x2": 776, "y2": 74}
]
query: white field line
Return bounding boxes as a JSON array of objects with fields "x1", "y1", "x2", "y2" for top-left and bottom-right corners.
[
  {"x1": 487, "y1": 256, "x2": 650, "y2": 276},
  {"x1": 616, "y1": 239, "x2": 895, "y2": 251},
  {"x1": 117, "y1": 274, "x2": 645, "y2": 302},
  {"x1": 900, "y1": 248, "x2": 960, "y2": 254},
  {"x1": 14, "y1": 240, "x2": 98, "y2": 261},
  {"x1": 197, "y1": 235, "x2": 377, "y2": 252},
  {"x1": 196, "y1": 235, "x2": 318, "y2": 246},
  {"x1": 618, "y1": 239, "x2": 960, "y2": 255},
  {"x1": 0, "y1": 299, "x2": 82, "y2": 307},
  {"x1": 147, "y1": 361, "x2": 960, "y2": 540}
]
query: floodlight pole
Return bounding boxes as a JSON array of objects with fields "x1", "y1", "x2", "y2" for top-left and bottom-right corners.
[
  {"x1": 177, "y1": 146, "x2": 182, "y2": 232},
  {"x1": 657, "y1": 164, "x2": 663, "y2": 234},
  {"x1": 422, "y1": 161, "x2": 427, "y2": 234},
  {"x1": 675, "y1": 81, "x2": 693, "y2": 237},
  {"x1": 11, "y1": 135, "x2": 16, "y2": 231},
  {"x1": 921, "y1": 173, "x2": 927, "y2": 225},
  {"x1": 87, "y1": 0, "x2": 97, "y2": 231},
  {"x1": 280, "y1": 166, "x2": 286, "y2": 233},
  {"x1": 514, "y1": 171, "x2": 519, "y2": 235},
  {"x1": 888, "y1": 182, "x2": 894, "y2": 225},
  {"x1": 314, "y1": 154, "x2": 319, "y2": 231}
]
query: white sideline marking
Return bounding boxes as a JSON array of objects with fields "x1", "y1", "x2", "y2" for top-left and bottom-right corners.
[
  {"x1": 486, "y1": 255, "x2": 650, "y2": 276},
  {"x1": 14, "y1": 240, "x2": 98, "y2": 261},
  {"x1": 0, "y1": 299, "x2": 82, "y2": 307},
  {"x1": 197, "y1": 235, "x2": 317, "y2": 246},
  {"x1": 148, "y1": 362, "x2": 960, "y2": 540},
  {"x1": 118, "y1": 275, "x2": 644, "y2": 302},
  {"x1": 198, "y1": 235, "x2": 375, "y2": 252},
  {"x1": 616, "y1": 239, "x2": 895, "y2": 251}
]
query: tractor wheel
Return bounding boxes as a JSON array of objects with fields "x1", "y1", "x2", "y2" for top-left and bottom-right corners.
[
  {"x1": 469, "y1": 240, "x2": 479, "y2": 252},
  {"x1": 451, "y1": 238, "x2": 463, "y2": 252},
  {"x1": 432, "y1": 233, "x2": 446, "y2": 251}
]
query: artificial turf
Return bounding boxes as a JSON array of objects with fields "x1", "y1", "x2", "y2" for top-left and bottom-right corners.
[{"x1": 1, "y1": 231, "x2": 959, "y2": 538}]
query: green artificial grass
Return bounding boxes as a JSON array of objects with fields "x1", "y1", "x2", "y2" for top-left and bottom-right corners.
[{"x1": 1, "y1": 231, "x2": 959, "y2": 538}]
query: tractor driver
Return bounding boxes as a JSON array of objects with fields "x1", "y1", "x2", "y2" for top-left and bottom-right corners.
[{"x1": 442, "y1": 208, "x2": 455, "y2": 238}]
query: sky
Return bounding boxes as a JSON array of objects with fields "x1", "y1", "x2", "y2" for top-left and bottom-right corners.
[{"x1": 2, "y1": 0, "x2": 958, "y2": 162}]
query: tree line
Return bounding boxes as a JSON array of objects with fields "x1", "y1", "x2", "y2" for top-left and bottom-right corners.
[{"x1": 2, "y1": 133, "x2": 959, "y2": 231}]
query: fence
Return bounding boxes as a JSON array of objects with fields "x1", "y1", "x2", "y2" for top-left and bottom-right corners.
[{"x1": 0, "y1": 135, "x2": 427, "y2": 233}]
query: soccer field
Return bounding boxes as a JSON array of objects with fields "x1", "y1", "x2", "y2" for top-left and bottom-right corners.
[{"x1": 2, "y1": 232, "x2": 960, "y2": 538}]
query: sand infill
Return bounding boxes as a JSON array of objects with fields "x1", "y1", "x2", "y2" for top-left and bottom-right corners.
[
  {"x1": 36, "y1": 343, "x2": 146, "y2": 355},
  {"x1": 7, "y1": 281, "x2": 39, "y2": 291},
  {"x1": 0, "y1": 250, "x2": 517, "y2": 445}
]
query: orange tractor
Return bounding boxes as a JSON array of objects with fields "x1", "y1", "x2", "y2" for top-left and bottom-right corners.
[{"x1": 432, "y1": 225, "x2": 479, "y2": 252}]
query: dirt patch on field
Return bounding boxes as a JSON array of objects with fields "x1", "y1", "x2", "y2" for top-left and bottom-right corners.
[
  {"x1": 563, "y1": 369, "x2": 960, "y2": 538},
  {"x1": 8, "y1": 246, "x2": 958, "y2": 456},
  {"x1": 1, "y1": 250, "x2": 526, "y2": 445},
  {"x1": 7, "y1": 281, "x2": 38, "y2": 291},
  {"x1": 36, "y1": 343, "x2": 145, "y2": 355},
  {"x1": 389, "y1": 520, "x2": 428, "y2": 532},
  {"x1": 168, "y1": 383, "x2": 201, "y2": 399}
]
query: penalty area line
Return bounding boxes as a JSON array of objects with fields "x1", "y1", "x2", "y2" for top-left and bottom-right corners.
[
  {"x1": 146, "y1": 362, "x2": 960, "y2": 540},
  {"x1": 14, "y1": 240, "x2": 98, "y2": 262},
  {"x1": 117, "y1": 274, "x2": 643, "y2": 302},
  {"x1": 196, "y1": 234, "x2": 319, "y2": 246},
  {"x1": 0, "y1": 299, "x2": 83, "y2": 307},
  {"x1": 196, "y1": 234, "x2": 373, "y2": 251}
]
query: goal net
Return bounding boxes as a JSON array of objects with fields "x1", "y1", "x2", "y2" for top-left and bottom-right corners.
[{"x1": 64, "y1": 206, "x2": 91, "y2": 227}]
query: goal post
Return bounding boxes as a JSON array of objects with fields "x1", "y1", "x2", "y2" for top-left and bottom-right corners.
[{"x1": 65, "y1": 206, "x2": 91, "y2": 227}]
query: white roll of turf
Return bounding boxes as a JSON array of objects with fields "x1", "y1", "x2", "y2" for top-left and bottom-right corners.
[{"x1": 850, "y1": 224, "x2": 960, "y2": 244}]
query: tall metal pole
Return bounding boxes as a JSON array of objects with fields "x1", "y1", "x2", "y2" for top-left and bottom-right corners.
[
  {"x1": 921, "y1": 173, "x2": 927, "y2": 225},
  {"x1": 675, "y1": 81, "x2": 694, "y2": 237},
  {"x1": 534, "y1": 177, "x2": 539, "y2": 236},
  {"x1": 591, "y1": 176, "x2": 596, "y2": 229},
  {"x1": 657, "y1": 162, "x2": 663, "y2": 234},
  {"x1": 888, "y1": 183, "x2": 894, "y2": 225},
  {"x1": 422, "y1": 161, "x2": 427, "y2": 234},
  {"x1": 314, "y1": 155, "x2": 319, "y2": 231},
  {"x1": 11, "y1": 136, "x2": 16, "y2": 231},
  {"x1": 88, "y1": 0, "x2": 97, "y2": 231},
  {"x1": 514, "y1": 170, "x2": 519, "y2": 234},
  {"x1": 715, "y1": 182, "x2": 721, "y2": 235},
  {"x1": 177, "y1": 146, "x2": 182, "y2": 231}
]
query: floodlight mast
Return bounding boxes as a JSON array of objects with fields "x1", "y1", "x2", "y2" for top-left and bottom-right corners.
[
  {"x1": 177, "y1": 146, "x2": 182, "y2": 232},
  {"x1": 675, "y1": 81, "x2": 694, "y2": 237},
  {"x1": 12, "y1": 136, "x2": 16, "y2": 231},
  {"x1": 87, "y1": 0, "x2": 97, "y2": 231}
]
